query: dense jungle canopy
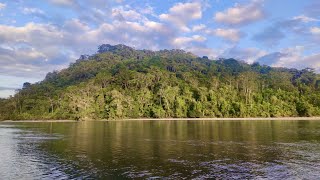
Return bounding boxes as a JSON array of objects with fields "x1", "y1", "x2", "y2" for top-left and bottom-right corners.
[{"x1": 1, "y1": 44, "x2": 320, "y2": 120}]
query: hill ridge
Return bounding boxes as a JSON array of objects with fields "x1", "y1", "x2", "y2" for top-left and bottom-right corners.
[{"x1": 1, "y1": 44, "x2": 320, "y2": 120}]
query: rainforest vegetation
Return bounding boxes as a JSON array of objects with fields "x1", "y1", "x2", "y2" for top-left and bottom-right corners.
[{"x1": 1, "y1": 44, "x2": 320, "y2": 120}]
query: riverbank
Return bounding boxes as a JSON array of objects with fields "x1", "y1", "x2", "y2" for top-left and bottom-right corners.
[
  {"x1": 121, "y1": 117, "x2": 320, "y2": 121},
  {"x1": 2, "y1": 117, "x2": 320, "y2": 122},
  {"x1": 1, "y1": 120, "x2": 78, "y2": 123}
]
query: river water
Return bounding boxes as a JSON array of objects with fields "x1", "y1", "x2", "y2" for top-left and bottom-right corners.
[{"x1": 0, "y1": 120, "x2": 320, "y2": 179}]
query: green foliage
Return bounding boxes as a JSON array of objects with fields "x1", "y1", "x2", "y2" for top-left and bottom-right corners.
[{"x1": 1, "y1": 44, "x2": 320, "y2": 120}]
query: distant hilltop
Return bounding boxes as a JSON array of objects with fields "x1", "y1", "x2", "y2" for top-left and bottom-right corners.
[
  {"x1": 79, "y1": 44, "x2": 196, "y2": 61},
  {"x1": 98, "y1": 44, "x2": 134, "y2": 53}
]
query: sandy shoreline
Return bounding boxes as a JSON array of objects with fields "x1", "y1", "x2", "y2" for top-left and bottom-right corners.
[
  {"x1": 1, "y1": 120, "x2": 78, "y2": 123},
  {"x1": 122, "y1": 117, "x2": 320, "y2": 121},
  {"x1": 2, "y1": 117, "x2": 320, "y2": 122}
]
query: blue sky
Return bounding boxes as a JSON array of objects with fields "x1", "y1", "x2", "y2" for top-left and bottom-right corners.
[{"x1": 0, "y1": 0, "x2": 320, "y2": 98}]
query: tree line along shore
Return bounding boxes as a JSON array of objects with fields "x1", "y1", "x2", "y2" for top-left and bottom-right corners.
[{"x1": 1, "y1": 44, "x2": 320, "y2": 120}]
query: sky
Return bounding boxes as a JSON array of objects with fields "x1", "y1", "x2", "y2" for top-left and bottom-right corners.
[{"x1": 0, "y1": 0, "x2": 320, "y2": 98}]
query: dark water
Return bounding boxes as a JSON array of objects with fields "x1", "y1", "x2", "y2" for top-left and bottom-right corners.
[{"x1": 1, "y1": 120, "x2": 320, "y2": 179}]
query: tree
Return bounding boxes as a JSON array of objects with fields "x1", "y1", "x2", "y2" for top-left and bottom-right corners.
[{"x1": 22, "y1": 82, "x2": 32, "y2": 89}]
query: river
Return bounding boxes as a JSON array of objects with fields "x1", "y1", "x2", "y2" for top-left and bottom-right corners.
[{"x1": 0, "y1": 120, "x2": 320, "y2": 179}]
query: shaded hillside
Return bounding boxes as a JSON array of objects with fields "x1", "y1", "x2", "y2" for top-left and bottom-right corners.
[{"x1": 1, "y1": 44, "x2": 320, "y2": 120}]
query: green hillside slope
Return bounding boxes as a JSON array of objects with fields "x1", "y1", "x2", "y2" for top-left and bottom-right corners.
[{"x1": 1, "y1": 44, "x2": 320, "y2": 120}]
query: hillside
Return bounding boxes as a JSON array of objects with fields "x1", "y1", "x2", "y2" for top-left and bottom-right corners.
[{"x1": 1, "y1": 44, "x2": 320, "y2": 120}]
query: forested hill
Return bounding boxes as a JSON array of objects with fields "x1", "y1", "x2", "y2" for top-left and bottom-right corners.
[{"x1": 1, "y1": 44, "x2": 320, "y2": 120}]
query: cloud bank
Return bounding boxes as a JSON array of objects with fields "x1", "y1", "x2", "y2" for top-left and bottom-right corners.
[{"x1": 0, "y1": 0, "x2": 319, "y2": 97}]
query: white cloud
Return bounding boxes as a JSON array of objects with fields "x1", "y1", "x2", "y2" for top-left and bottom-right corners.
[
  {"x1": 79, "y1": 7, "x2": 109, "y2": 24},
  {"x1": 253, "y1": 26, "x2": 285, "y2": 46},
  {"x1": 214, "y1": 0, "x2": 265, "y2": 26},
  {"x1": 293, "y1": 15, "x2": 318, "y2": 23},
  {"x1": 0, "y1": 16, "x2": 177, "y2": 79},
  {"x1": 0, "y1": 90, "x2": 16, "y2": 98},
  {"x1": 63, "y1": 17, "x2": 176, "y2": 50},
  {"x1": 253, "y1": 15, "x2": 317, "y2": 46},
  {"x1": 0, "y1": 3, "x2": 6, "y2": 10},
  {"x1": 207, "y1": 28, "x2": 244, "y2": 42},
  {"x1": 310, "y1": 27, "x2": 320, "y2": 35},
  {"x1": 303, "y1": 54, "x2": 320, "y2": 72},
  {"x1": 63, "y1": 19, "x2": 90, "y2": 33},
  {"x1": 0, "y1": 23, "x2": 63, "y2": 46},
  {"x1": 136, "y1": 5, "x2": 156, "y2": 17},
  {"x1": 257, "y1": 46, "x2": 320, "y2": 72},
  {"x1": 0, "y1": 46, "x2": 65, "y2": 78},
  {"x1": 310, "y1": 27, "x2": 320, "y2": 42},
  {"x1": 192, "y1": 24, "x2": 206, "y2": 32},
  {"x1": 22, "y1": 7, "x2": 45, "y2": 15},
  {"x1": 186, "y1": 46, "x2": 221, "y2": 59},
  {"x1": 0, "y1": 23, "x2": 69, "y2": 79},
  {"x1": 111, "y1": 8, "x2": 143, "y2": 22},
  {"x1": 221, "y1": 47, "x2": 267, "y2": 63},
  {"x1": 49, "y1": 0, "x2": 75, "y2": 6},
  {"x1": 270, "y1": 46, "x2": 304, "y2": 67},
  {"x1": 0, "y1": 75, "x2": 43, "y2": 98},
  {"x1": 160, "y1": 2, "x2": 202, "y2": 32},
  {"x1": 172, "y1": 35, "x2": 206, "y2": 48}
]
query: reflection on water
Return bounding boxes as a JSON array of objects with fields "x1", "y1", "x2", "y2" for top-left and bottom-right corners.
[{"x1": 1, "y1": 120, "x2": 320, "y2": 179}]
